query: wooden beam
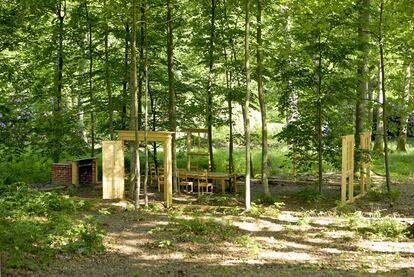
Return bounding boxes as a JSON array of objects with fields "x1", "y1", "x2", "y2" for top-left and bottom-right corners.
[
  {"x1": 164, "y1": 137, "x2": 173, "y2": 207},
  {"x1": 186, "y1": 128, "x2": 208, "y2": 133},
  {"x1": 116, "y1": 130, "x2": 173, "y2": 142}
]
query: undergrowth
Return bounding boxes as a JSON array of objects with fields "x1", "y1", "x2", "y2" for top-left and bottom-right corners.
[{"x1": 0, "y1": 182, "x2": 104, "y2": 270}]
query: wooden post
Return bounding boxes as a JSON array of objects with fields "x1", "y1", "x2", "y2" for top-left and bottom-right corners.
[
  {"x1": 187, "y1": 131, "x2": 191, "y2": 171},
  {"x1": 341, "y1": 135, "x2": 354, "y2": 204},
  {"x1": 360, "y1": 132, "x2": 372, "y2": 193},
  {"x1": 164, "y1": 135, "x2": 173, "y2": 207},
  {"x1": 71, "y1": 161, "x2": 79, "y2": 185},
  {"x1": 102, "y1": 140, "x2": 125, "y2": 199}
]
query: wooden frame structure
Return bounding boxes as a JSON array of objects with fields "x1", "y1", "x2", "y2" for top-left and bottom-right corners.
[
  {"x1": 186, "y1": 128, "x2": 211, "y2": 171},
  {"x1": 341, "y1": 135, "x2": 354, "y2": 204},
  {"x1": 102, "y1": 130, "x2": 174, "y2": 207},
  {"x1": 359, "y1": 132, "x2": 371, "y2": 194}
]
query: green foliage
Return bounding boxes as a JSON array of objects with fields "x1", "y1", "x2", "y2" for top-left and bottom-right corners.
[
  {"x1": 368, "y1": 187, "x2": 400, "y2": 203},
  {"x1": 245, "y1": 202, "x2": 283, "y2": 218},
  {"x1": 149, "y1": 215, "x2": 241, "y2": 245},
  {"x1": 0, "y1": 182, "x2": 104, "y2": 270},
  {"x1": 296, "y1": 187, "x2": 324, "y2": 204},
  {"x1": 340, "y1": 211, "x2": 409, "y2": 239},
  {"x1": 366, "y1": 217, "x2": 408, "y2": 238},
  {"x1": 253, "y1": 193, "x2": 281, "y2": 206},
  {"x1": 196, "y1": 194, "x2": 241, "y2": 206},
  {"x1": 0, "y1": 151, "x2": 51, "y2": 184}
]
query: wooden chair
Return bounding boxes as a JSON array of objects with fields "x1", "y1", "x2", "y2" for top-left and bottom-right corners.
[
  {"x1": 178, "y1": 172, "x2": 193, "y2": 193},
  {"x1": 226, "y1": 163, "x2": 237, "y2": 192},
  {"x1": 197, "y1": 170, "x2": 213, "y2": 196},
  {"x1": 149, "y1": 164, "x2": 157, "y2": 187},
  {"x1": 157, "y1": 168, "x2": 164, "y2": 192}
]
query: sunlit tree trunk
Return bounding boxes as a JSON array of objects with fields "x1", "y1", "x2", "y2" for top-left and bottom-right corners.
[
  {"x1": 222, "y1": 0, "x2": 234, "y2": 176},
  {"x1": 355, "y1": 0, "x2": 371, "y2": 150},
  {"x1": 244, "y1": 0, "x2": 251, "y2": 210},
  {"x1": 104, "y1": 0, "x2": 114, "y2": 140},
  {"x1": 122, "y1": 24, "x2": 129, "y2": 130},
  {"x1": 207, "y1": 0, "x2": 216, "y2": 171},
  {"x1": 143, "y1": 1, "x2": 149, "y2": 206},
  {"x1": 373, "y1": 60, "x2": 384, "y2": 154},
  {"x1": 130, "y1": 0, "x2": 141, "y2": 208},
  {"x1": 256, "y1": 0, "x2": 269, "y2": 196},
  {"x1": 167, "y1": 0, "x2": 177, "y2": 192},
  {"x1": 84, "y1": 1, "x2": 95, "y2": 157},
  {"x1": 52, "y1": 1, "x2": 65, "y2": 163},
  {"x1": 379, "y1": 1, "x2": 391, "y2": 192},
  {"x1": 397, "y1": 62, "x2": 411, "y2": 152}
]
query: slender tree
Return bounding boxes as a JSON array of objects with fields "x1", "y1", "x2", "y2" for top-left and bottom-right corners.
[
  {"x1": 379, "y1": 1, "x2": 391, "y2": 192},
  {"x1": 373, "y1": 60, "x2": 384, "y2": 153},
  {"x1": 244, "y1": 0, "x2": 251, "y2": 210},
  {"x1": 104, "y1": 0, "x2": 114, "y2": 140},
  {"x1": 52, "y1": 0, "x2": 66, "y2": 162},
  {"x1": 355, "y1": 0, "x2": 371, "y2": 150},
  {"x1": 130, "y1": 0, "x2": 141, "y2": 208},
  {"x1": 396, "y1": 62, "x2": 411, "y2": 152},
  {"x1": 84, "y1": 0, "x2": 95, "y2": 157},
  {"x1": 143, "y1": 0, "x2": 149, "y2": 206},
  {"x1": 207, "y1": 0, "x2": 216, "y2": 171},
  {"x1": 256, "y1": 0, "x2": 269, "y2": 196},
  {"x1": 167, "y1": 0, "x2": 177, "y2": 192}
]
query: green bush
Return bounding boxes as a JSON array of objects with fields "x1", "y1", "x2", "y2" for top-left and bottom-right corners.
[
  {"x1": 368, "y1": 187, "x2": 400, "y2": 203},
  {"x1": 0, "y1": 152, "x2": 51, "y2": 184},
  {"x1": 296, "y1": 187, "x2": 324, "y2": 203},
  {"x1": 0, "y1": 182, "x2": 104, "y2": 270}
]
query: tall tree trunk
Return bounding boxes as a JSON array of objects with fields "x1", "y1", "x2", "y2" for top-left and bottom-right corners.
[
  {"x1": 131, "y1": 0, "x2": 141, "y2": 208},
  {"x1": 256, "y1": 0, "x2": 269, "y2": 196},
  {"x1": 244, "y1": 0, "x2": 251, "y2": 210},
  {"x1": 379, "y1": 1, "x2": 391, "y2": 192},
  {"x1": 207, "y1": 0, "x2": 216, "y2": 171},
  {"x1": 167, "y1": 0, "x2": 177, "y2": 192},
  {"x1": 373, "y1": 60, "x2": 384, "y2": 153},
  {"x1": 149, "y1": 87, "x2": 159, "y2": 171},
  {"x1": 397, "y1": 62, "x2": 411, "y2": 152},
  {"x1": 355, "y1": 0, "x2": 371, "y2": 149},
  {"x1": 122, "y1": 24, "x2": 129, "y2": 130},
  {"x1": 84, "y1": 1, "x2": 95, "y2": 157},
  {"x1": 314, "y1": 32, "x2": 323, "y2": 193},
  {"x1": 52, "y1": 1, "x2": 65, "y2": 163},
  {"x1": 104, "y1": 0, "x2": 114, "y2": 140},
  {"x1": 143, "y1": 1, "x2": 149, "y2": 206},
  {"x1": 222, "y1": 0, "x2": 234, "y2": 176}
]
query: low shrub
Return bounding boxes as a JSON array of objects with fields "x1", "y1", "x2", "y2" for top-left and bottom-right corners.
[
  {"x1": 368, "y1": 187, "x2": 400, "y2": 203},
  {"x1": 296, "y1": 187, "x2": 324, "y2": 203},
  {"x1": 0, "y1": 182, "x2": 104, "y2": 270}
]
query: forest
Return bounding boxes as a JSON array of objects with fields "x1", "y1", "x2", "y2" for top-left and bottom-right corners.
[{"x1": 1, "y1": 0, "x2": 414, "y2": 275}]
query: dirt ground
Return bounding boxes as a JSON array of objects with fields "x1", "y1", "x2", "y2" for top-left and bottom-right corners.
[{"x1": 13, "y1": 176, "x2": 414, "y2": 276}]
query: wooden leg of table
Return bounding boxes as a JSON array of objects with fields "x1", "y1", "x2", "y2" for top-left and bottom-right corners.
[{"x1": 221, "y1": 179, "x2": 225, "y2": 193}]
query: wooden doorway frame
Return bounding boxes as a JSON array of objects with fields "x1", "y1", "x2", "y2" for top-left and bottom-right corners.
[{"x1": 103, "y1": 130, "x2": 174, "y2": 207}]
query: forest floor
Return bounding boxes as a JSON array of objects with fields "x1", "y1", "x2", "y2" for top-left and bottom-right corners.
[{"x1": 13, "y1": 176, "x2": 414, "y2": 276}]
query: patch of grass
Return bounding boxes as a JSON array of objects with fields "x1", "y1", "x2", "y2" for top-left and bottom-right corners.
[
  {"x1": 296, "y1": 187, "x2": 324, "y2": 204},
  {"x1": 0, "y1": 182, "x2": 104, "y2": 270},
  {"x1": 196, "y1": 194, "x2": 241, "y2": 206},
  {"x1": 149, "y1": 215, "x2": 241, "y2": 245},
  {"x1": 339, "y1": 211, "x2": 408, "y2": 239},
  {"x1": 237, "y1": 234, "x2": 260, "y2": 256},
  {"x1": 245, "y1": 202, "x2": 284, "y2": 218},
  {"x1": 372, "y1": 138, "x2": 414, "y2": 180},
  {"x1": 365, "y1": 216, "x2": 408, "y2": 238},
  {"x1": 296, "y1": 212, "x2": 312, "y2": 227},
  {"x1": 253, "y1": 193, "x2": 282, "y2": 206}
]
